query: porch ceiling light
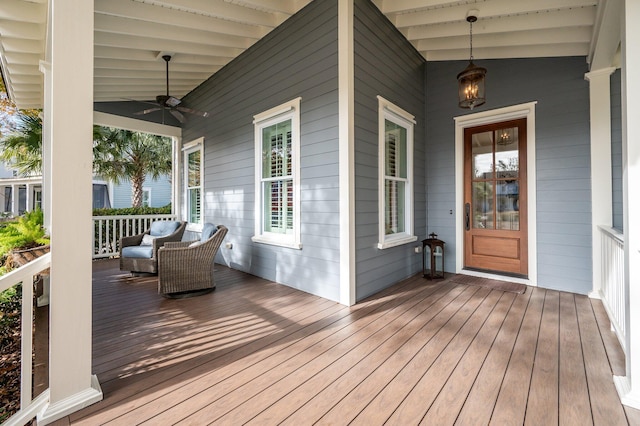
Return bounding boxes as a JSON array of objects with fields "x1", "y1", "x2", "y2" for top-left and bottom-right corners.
[{"x1": 457, "y1": 13, "x2": 486, "y2": 109}]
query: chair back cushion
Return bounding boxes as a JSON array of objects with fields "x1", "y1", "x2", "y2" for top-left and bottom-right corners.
[
  {"x1": 200, "y1": 223, "x2": 218, "y2": 242},
  {"x1": 122, "y1": 245, "x2": 154, "y2": 259},
  {"x1": 150, "y1": 220, "x2": 181, "y2": 237}
]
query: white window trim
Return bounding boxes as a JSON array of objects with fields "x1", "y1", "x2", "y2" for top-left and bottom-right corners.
[
  {"x1": 377, "y1": 96, "x2": 417, "y2": 249},
  {"x1": 183, "y1": 137, "x2": 204, "y2": 229},
  {"x1": 252, "y1": 97, "x2": 302, "y2": 249}
]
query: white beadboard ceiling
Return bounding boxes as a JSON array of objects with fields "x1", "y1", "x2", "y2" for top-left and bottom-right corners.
[{"x1": 0, "y1": 0, "x2": 617, "y2": 110}]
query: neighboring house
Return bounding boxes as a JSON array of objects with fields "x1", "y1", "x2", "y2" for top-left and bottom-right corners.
[
  {"x1": 0, "y1": 166, "x2": 171, "y2": 215},
  {"x1": 107, "y1": 174, "x2": 172, "y2": 209},
  {"x1": 1, "y1": 0, "x2": 639, "y2": 424}
]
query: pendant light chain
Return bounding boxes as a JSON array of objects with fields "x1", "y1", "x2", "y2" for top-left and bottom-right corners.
[{"x1": 469, "y1": 19, "x2": 474, "y2": 61}]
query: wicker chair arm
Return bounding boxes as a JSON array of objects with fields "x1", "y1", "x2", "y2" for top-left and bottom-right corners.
[
  {"x1": 120, "y1": 232, "x2": 146, "y2": 248},
  {"x1": 163, "y1": 241, "x2": 194, "y2": 249}
]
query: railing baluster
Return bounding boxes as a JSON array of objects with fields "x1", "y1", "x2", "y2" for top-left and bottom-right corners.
[
  {"x1": 0, "y1": 254, "x2": 51, "y2": 424},
  {"x1": 599, "y1": 225, "x2": 626, "y2": 354},
  {"x1": 90, "y1": 214, "x2": 177, "y2": 259},
  {"x1": 20, "y1": 275, "x2": 34, "y2": 409}
]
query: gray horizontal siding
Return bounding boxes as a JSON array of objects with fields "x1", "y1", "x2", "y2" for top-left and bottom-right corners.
[
  {"x1": 354, "y1": 0, "x2": 426, "y2": 301},
  {"x1": 426, "y1": 56, "x2": 593, "y2": 295},
  {"x1": 180, "y1": 0, "x2": 341, "y2": 301}
]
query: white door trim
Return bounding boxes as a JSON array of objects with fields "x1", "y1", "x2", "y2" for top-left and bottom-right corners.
[{"x1": 454, "y1": 102, "x2": 538, "y2": 286}]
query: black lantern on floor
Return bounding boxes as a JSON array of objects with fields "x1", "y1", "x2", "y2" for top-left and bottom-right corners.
[
  {"x1": 423, "y1": 233, "x2": 445, "y2": 280},
  {"x1": 457, "y1": 13, "x2": 486, "y2": 110}
]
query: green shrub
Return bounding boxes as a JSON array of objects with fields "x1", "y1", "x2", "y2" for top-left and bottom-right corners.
[
  {"x1": 0, "y1": 284, "x2": 21, "y2": 422},
  {"x1": 0, "y1": 210, "x2": 49, "y2": 264},
  {"x1": 93, "y1": 204, "x2": 172, "y2": 216}
]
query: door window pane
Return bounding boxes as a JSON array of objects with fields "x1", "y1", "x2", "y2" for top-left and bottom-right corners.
[
  {"x1": 495, "y1": 126, "x2": 519, "y2": 179},
  {"x1": 472, "y1": 131, "x2": 493, "y2": 178},
  {"x1": 496, "y1": 180, "x2": 519, "y2": 230},
  {"x1": 473, "y1": 181, "x2": 493, "y2": 229}
]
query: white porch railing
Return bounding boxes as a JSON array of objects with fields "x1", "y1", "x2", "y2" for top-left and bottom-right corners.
[
  {"x1": 92, "y1": 214, "x2": 177, "y2": 259},
  {"x1": 599, "y1": 225, "x2": 626, "y2": 354},
  {"x1": 0, "y1": 253, "x2": 51, "y2": 426}
]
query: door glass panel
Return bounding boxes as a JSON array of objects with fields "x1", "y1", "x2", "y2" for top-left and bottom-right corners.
[
  {"x1": 495, "y1": 126, "x2": 519, "y2": 230},
  {"x1": 495, "y1": 127, "x2": 519, "y2": 179},
  {"x1": 472, "y1": 181, "x2": 493, "y2": 229},
  {"x1": 472, "y1": 131, "x2": 493, "y2": 179},
  {"x1": 496, "y1": 180, "x2": 519, "y2": 230}
]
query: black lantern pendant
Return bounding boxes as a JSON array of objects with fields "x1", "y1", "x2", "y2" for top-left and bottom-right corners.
[{"x1": 457, "y1": 14, "x2": 486, "y2": 109}]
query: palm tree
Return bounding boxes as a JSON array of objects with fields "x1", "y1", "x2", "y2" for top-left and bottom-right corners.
[
  {"x1": 93, "y1": 128, "x2": 172, "y2": 207},
  {"x1": 0, "y1": 113, "x2": 43, "y2": 176}
]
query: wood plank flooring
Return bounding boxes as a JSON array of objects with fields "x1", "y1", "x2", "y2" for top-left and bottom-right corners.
[{"x1": 52, "y1": 259, "x2": 637, "y2": 425}]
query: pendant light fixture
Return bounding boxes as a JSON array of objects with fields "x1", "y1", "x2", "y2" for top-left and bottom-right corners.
[{"x1": 457, "y1": 12, "x2": 486, "y2": 109}]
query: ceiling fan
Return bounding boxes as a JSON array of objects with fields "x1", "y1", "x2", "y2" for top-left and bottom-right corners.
[{"x1": 133, "y1": 54, "x2": 209, "y2": 123}]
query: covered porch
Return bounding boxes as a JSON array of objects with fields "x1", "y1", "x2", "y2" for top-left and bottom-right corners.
[
  {"x1": 44, "y1": 259, "x2": 638, "y2": 424},
  {"x1": 2, "y1": 0, "x2": 640, "y2": 424}
]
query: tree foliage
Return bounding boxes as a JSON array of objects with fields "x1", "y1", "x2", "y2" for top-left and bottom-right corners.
[
  {"x1": 0, "y1": 73, "x2": 39, "y2": 137},
  {"x1": 93, "y1": 128, "x2": 172, "y2": 207},
  {"x1": 0, "y1": 76, "x2": 173, "y2": 208},
  {"x1": 0, "y1": 113, "x2": 43, "y2": 175}
]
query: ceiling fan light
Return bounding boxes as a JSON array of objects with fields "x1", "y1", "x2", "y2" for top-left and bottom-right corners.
[
  {"x1": 165, "y1": 96, "x2": 181, "y2": 107},
  {"x1": 457, "y1": 61, "x2": 486, "y2": 109}
]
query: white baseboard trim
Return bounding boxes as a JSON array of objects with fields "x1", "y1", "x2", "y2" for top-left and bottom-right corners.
[
  {"x1": 588, "y1": 289, "x2": 602, "y2": 299},
  {"x1": 614, "y1": 375, "x2": 640, "y2": 410},
  {"x1": 37, "y1": 375, "x2": 102, "y2": 425}
]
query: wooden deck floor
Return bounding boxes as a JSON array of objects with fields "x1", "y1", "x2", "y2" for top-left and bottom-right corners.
[{"x1": 53, "y1": 259, "x2": 638, "y2": 425}]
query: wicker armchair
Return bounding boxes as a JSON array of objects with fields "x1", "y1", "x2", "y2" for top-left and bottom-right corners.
[
  {"x1": 119, "y1": 221, "x2": 187, "y2": 274},
  {"x1": 158, "y1": 224, "x2": 228, "y2": 297}
]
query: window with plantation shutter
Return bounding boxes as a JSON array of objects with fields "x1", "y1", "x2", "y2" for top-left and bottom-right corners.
[
  {"x1": 252, "y1": 98, "x2": 301, "y2": 249},
  {"x1": 183, "y1": 140, "x2": 203, "y2": 225},
  {"x1": 377, "y1": 96, "x2": 417, "y2": 249}
]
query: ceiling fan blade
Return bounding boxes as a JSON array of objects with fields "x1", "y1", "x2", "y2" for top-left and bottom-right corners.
[
  {"x1": 176, "y1": 106, "x2": 210, "y2": 117},
  {"x1": 170, "y1": 109, "x2": 186, "y2": 123},
  {"x1": 134, "y1": 107, "x2": 163, "y2": 115}
]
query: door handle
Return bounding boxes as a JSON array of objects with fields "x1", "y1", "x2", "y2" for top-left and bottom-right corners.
[{"x1": 465, "y1": 203, "x2": 470, "y2": 231}]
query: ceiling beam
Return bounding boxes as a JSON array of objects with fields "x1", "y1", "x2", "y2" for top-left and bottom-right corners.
[
  {"x1": 424, "y1": 43, "x2": 590, "y2": 61},
  {"x1": 394, "y1": 0, "x2": 598, "y2": 28},
  {"x1": 416, "y1": 27, "x2": 593, "y2": 51},
  {"x1": 589, "y1": 0, "x2": 622, "y2": 68},
  {"x1": 0, "y1": 20, "x2": 45, "y2": 39},
  {"x1": 142, "y1": 0, "x2": 279, "y2": 27},
  {"x1": 94, "y1": 58, "x2": 222, "y2": 72},
  {"x1": 94, "y1": 0, "x2": 266, "y2": 38},
  {"x1": 0, "y1": 0, "x2": 46, "y2": 24},
  {"x1": 94, "y1": 32, "x2": 242, "y2": 58},
  {"x1": 407, "y1": 7, "x2": 596, "y2": 40},
  {"x1": 94, "y1": 14, "x2": 255, "y2": 49}
]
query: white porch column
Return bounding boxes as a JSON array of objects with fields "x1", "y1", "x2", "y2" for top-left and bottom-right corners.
[
  {"x1": 338, "y1": 0, "x2": 356, "y2": 305},
  {"x1": 25, "y1": 183, "x2": 32, "y2": 212},
  {"x1": 38, "y1": 0, "x2": 102, "y2": 423},
  {"x1": 614, "y1": 0, "x2": 640, "y2": 409},
  {"x1": 585, "y1": 67, "x2": 615, "y2": 298},
  {"x1": 10, "y1": 184, "x2": 18, "y2": 216}
]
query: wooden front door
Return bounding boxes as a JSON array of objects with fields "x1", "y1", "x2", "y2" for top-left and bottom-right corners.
[{"x1": 464, "y1": 118, "x2": 528, "y2": 276}]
